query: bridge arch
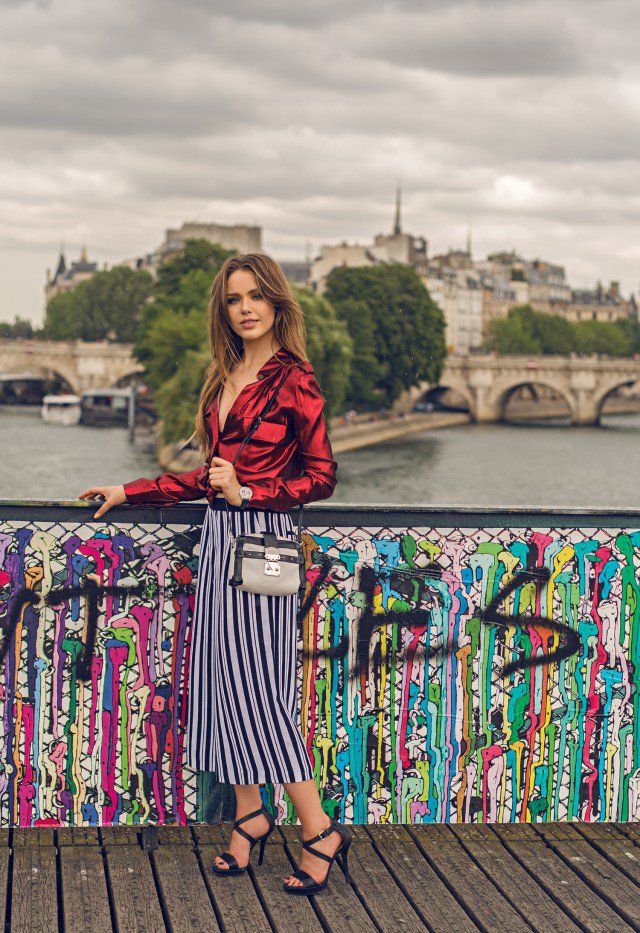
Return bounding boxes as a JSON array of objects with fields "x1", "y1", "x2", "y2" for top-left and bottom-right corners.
[
  {"x1": 112, "y1": 365, "x2": 146, "y2": 389},
  {"x1": 421, "y1": 380, "x2": 476, "y2": 419},
  {"x1": 592, "y1": 377, "x2": 640, "y2": 423},
  {"x1": 0, "y1": 364, "x2": 78, "y2": 395},
  {"x1": 489, "y1": 377, "x2": 576, "y2": 422}
]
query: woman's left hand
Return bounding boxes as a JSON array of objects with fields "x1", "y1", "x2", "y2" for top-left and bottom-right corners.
[{"x1": 208, "y1": 456, "x2": 243, "y2": 506}]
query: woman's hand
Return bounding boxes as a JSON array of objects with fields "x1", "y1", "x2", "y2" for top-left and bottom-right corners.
[
  {"x1": 208, "y1": 457, "x2": 242, "y2": 506},
  {"x1": 78, "y1": 484, "x2": 126, "y2": 518}
]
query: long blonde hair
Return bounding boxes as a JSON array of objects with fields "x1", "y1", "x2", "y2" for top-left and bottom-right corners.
[{"x1": 189, "y1": 252, "x2": 308, "y2": 455}]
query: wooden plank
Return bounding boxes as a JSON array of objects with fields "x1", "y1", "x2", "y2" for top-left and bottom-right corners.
[
  {"x1": 409, "y1": 824, "x2": 529, "y2": 932},
  {"x1": 10, "y1": 848, "x2": 58, "y2": 933},
  {"x1": 571, "y1": 822, "x2": 640, "y2": 888},
  {"x1": 614, "y1": 822, "x2": 640, "y2": 845},
  {"x1": 198, "y1": 821, "x2": 322, "y2": 933},
  {"x1": 59, "y1": 846, "x2": 113, "y2": 933},
  {"x1": 100, "y1": 825, "x2": 141, "y2": 847},
  {"x1": 0, "y1": 850, "x2": 10, "y2": 932},
  {"x1": 12, "y1": 829, "x2": 55, "y2": 847},
  {"x1": 279, "y1": 825, "x2": 377, "y2": 932},
  {"x1": 157, "y1": 825, "x2": 192, "y2": 845},
  {"x1": 246, "y1": 838, "x2": 326, "y2": 933},
  {"x1": 192, "y1": 823, "x2": 227, "y2": 847},
  {"x1": 492, "y1": 823, "x2": 634, "y2": 933},
  {"x1": 105, "y1": 846, "x2": 165, "y2": 932},
  {"x1": 449, "y1": 824, "x2": 580, "y2": 933},
  {"x1": 152, "y1": 844, "x2": 221, "y2": 932},
  {"x1": 199, "y1": 844, "x2": 273, "y2": 932},
  {"x1": 346, "y1": 827, "x2": 428, "y2": 932},
  {"x1": 57, "y1": 827, "x2": 100, "y2": 846},
  {"x1": 366, "y1": 825, "x2": 473, "y2": 931},
  {"x1": 532, "y1": 823, "x2": 640, "y2": 929}
]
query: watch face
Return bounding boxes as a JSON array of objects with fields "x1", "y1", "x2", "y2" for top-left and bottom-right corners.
[{"x1": 240, "y1": 486, "x2": 252, "y2": 500}]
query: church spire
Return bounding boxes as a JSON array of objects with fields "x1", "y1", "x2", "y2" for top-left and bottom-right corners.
[{"x1": 393, "y1": 183, "x2": 402, "y2": 236}]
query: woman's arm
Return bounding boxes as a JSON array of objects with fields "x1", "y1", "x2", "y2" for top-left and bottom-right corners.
[
  {"x1": 122, "y1": 463, "x2": 209, "y2": 506},
  {"x1": 246, "y1": 370, "x2": 338, "y2": 511}
]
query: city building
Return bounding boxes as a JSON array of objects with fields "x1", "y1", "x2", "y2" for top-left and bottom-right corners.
[
  {"x1": 475, "y1": 251, "x2": 571, "y2": 312},
  {"x1": 159, "y1": 221, "x2": 261, "y2": 258},
  {"x1": 372, "y1": 186, "x2": 428, "y2": 273},
  {"x1": 121, "y1": 221, "x2": 263, "y2": 276},
  {"x1": 423, "y1": 251, "x2": 484, "y2": 355},
  {"x1": 45, "y1": 246, "x2": 100, "y2": 303},
  {"x1": 309, "y1": 242, "x2": 391, "y2": 293},
  {"x1": 309, "y1": 187, "x2": 428, "y2": 293},
  {"x1": 277, "y1": 260, "x2": 311, "y2": 285},
  {"x1": 557, "y1": 282, "x2": 638, "y2": 323}
]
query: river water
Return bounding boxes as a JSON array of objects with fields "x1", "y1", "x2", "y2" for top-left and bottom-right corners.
[{"x1": 1, "y1": 406, "x2": 638, "y2": 510}]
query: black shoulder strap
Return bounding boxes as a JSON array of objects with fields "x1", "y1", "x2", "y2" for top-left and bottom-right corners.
[{"x1": 230, "y1": 362, "x2": 298, "y2": 465}]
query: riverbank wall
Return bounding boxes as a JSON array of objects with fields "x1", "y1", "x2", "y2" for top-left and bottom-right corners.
[{"x1": 154, "y1": 394, "x2": 640, "y2": 469}]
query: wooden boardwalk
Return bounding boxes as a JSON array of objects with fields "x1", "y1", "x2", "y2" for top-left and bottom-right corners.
[{"x1": 2, "y1": 821, "x2": 640, "y2": 931}]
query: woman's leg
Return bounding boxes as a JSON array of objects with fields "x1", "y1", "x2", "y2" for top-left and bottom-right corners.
[
  {"x1": 281, "y1": 779, "x2": 343, "y2": 887},
  {"x1": 213, "y1": 783, "x2": 271, "y2": 871}
]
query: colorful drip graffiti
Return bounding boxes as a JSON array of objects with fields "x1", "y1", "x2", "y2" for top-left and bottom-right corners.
[{"x1": 0, "y1": 513, "x2": 639, "y2": 827}]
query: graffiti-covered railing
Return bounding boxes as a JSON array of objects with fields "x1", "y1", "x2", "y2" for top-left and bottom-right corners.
[{"x1": 1, "y1": 500, "x2": 640, "y2": 828}]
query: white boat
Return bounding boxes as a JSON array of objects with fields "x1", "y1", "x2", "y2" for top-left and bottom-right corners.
[{"x1": 41, "y1": 394, "x2": 82, "y2": 425}]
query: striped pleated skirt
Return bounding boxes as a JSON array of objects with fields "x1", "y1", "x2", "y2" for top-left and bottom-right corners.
[{"x1": 185, "y1": 501, "x2": 314, "y2": 785}]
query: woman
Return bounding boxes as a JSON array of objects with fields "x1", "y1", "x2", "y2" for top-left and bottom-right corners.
[{"x1": 79, "y1": 252, "x2": 351, "y2": 895}]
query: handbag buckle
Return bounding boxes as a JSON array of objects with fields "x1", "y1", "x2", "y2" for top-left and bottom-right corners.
[{"x1": 264, "y1": 550, "x2": 280, "y2": 576}]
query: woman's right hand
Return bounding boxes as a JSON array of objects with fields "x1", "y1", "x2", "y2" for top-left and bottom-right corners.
[{"x1": 78, "y1": 484, "x2": 126, "y2": 519}]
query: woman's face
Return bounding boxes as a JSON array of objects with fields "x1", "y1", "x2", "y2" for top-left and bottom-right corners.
[{"x1": 225, "y1": 268, "x2": 277, "y2": 345}]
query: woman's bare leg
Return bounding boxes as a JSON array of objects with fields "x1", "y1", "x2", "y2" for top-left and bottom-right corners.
[
  {"x1": 281, "y1": 779, "x2": 343, "y2": 887},
  {"x1": 213, "y1": 783, "x2": 270, "y2": 871}
]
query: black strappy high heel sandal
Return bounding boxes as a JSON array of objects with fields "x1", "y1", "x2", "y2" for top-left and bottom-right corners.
[
  {"x1": 283, "y1": 819, "x2": 353, "y2": 895},
  {"x1": 211, "y1": 804, "x2": 276, "y2": 876}
]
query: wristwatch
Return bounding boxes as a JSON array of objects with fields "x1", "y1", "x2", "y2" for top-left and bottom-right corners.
[{"x1": 238, "y1": 485, "x2": 253, "y2": 508}]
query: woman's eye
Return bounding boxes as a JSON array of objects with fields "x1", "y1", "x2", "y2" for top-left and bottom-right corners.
[{"x1": 253, "y1": 293, "x2": 262, "y2": 300}]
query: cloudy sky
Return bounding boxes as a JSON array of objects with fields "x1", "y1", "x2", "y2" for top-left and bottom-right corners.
[{"x1": 2, "y1": 0, "x2": 640, "y2": 324}]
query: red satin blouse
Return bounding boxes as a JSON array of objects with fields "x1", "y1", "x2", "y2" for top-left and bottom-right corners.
[{"x1": 122, "y1": 348, "x2": 338, "y2": 511}]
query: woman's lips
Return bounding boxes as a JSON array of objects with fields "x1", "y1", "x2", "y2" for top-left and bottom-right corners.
[{"x1": 241, "y1": 320, "x2": 258, "y2": 328}]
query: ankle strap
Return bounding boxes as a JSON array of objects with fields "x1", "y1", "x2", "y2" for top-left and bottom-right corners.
[
  {"x1": 303, "y1": 819, "x2": 336, "y2": 850},
  {"x1": 235, "y1": 805, "x2": 267, "y2": 829}
]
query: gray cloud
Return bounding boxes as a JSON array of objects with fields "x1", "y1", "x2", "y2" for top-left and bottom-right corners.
[{"x1": 2, "y1": 0, "x2": 640, "y2": 323}]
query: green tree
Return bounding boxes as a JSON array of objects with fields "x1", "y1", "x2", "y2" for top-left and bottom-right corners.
[
  {"x1": 325, "y1": 296, "x2": 382, "y2": 408},
  {"x1": 154, "y1": 346, "x2": 211, "y2": 444},
  {"x1": 324, "y1": 264, "x2": 446, "y2": 409},
  {"x1": 616, "y1": 318, "x2": 640, "y2": 354},
  {"x1": 536, "y1": 313, "x2": 575, "y2": 354},
  {"x1": 486, "y1": 303, "x2": 638, "y2": 357},
  {"x1": 42, "y1": 266, "x2": 153, "y2": 342},
  {"x1": 574, "y1": 320, "x2": 631, "y2": 356},
  {"x1": 155, "y1": 240, "x2": 234, "y2": 295},
  {"x1": 486, "y1": 304, "x2": 575, "y2": 354},
  {"x1": 0, "y1": 316, "x2": 35, "y2": 339},
  {"x1": 134, "y1": 242, "x2": 236, "y2": 391},
  {"x1": 291, "y1": 285, "x2": 353, "y2": 416}
]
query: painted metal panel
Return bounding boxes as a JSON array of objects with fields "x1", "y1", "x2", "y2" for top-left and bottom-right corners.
[{"x1": 1, "y1": 503, "x2": 639, "y2": 825}]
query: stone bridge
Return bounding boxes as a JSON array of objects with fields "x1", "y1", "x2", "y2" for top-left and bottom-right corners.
[
  {"x1": 403, "y1": 354, "x2": 640, "y2": 425},
  {"x1": 0, "y1": 339, "x2": 144, "y2": 393}
]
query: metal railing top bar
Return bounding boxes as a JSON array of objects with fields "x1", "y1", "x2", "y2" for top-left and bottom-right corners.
[{"x1": 1, "y1": 498, "x2": 640, "y2": 529}]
